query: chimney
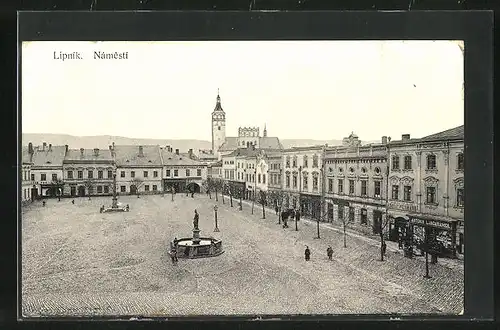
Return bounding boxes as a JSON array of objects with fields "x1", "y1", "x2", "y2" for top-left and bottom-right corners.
[
  {"x1": 48, "y1": 143, "x2": 52, "y2": 151},
  {"x1": 94, "y1": 148, "x2": 99, "y2": 157},
  {"x1": 28, "y1": 142, "x2": 33, "y2": 154},
  {"x1": 139, "y1": 146, "x2": 144, "y2": 157},
  {"x1": 80, "y1": 148, "x2": 84, "y2": 156},
  {"x1": 382, "y1": 136, "x2": 388, "y2": 144},
  {"x1": 175, "y1": 149, "x2": 179, "y2": 155},
  {"x1": 188, "y1": 149, "x2": 193, "y2": 158},
  {"x1": 402, "y1": 134, "x2": 410, "y2": 141},
  {"x1": 43, "y1": 142, "x2": 47, "y2": 151},
  {"x1": 166, "y1": 145, "x2": 170, "y2": 152},
  {"x1": 65, "y1": 145, "x2": 68, "y2": 154},
  {"x1": 112, "y1": 142, "x2": 115, "y2": 149}
]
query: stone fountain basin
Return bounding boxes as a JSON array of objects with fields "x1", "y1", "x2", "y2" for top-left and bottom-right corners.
[
  {"x1": 103, "y1": 207, "x2": 127, "y2": 213},
  {"x1": 173, "y1": 237, "x2": 224, "y2": 259}
]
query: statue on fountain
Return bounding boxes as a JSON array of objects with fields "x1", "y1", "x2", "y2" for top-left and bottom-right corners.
[{"x1": 193, "y1": 209, "x2": 199, "y2": 230}]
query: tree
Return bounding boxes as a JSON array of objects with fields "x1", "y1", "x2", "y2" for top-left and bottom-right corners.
[
  {"x1": 83, "y1": 179, "x2": 95, "y2": 200},
  {"x1": 239, "y1": 187, "x2": 243, "y2": 210},
  {"x1": 131, "y1": 177, "x2": 144, "y2": 198},
  {"x1": 202, "y1": 178, "x2": 212, "y2": 199},
  {"x1": 273, "y1": 190, "x2": 285, "y2": 224},
  {"x1": 259, "y1": 190, "x2": 266, "y2": 219}
]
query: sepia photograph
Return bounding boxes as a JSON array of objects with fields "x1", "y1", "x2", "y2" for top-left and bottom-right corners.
[{"x1": 20, "y1": 40, "x2": 464, "y2": 317}]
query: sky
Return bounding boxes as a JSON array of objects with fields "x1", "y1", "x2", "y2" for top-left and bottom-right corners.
[{"x1": 22, "y1": 40, "x2": 464, "y2": 142}]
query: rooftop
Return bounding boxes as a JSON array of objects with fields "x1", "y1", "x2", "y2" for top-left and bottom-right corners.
[
  {"x1": 32, "y1": 145, "x2": 67, "y2": 167},
  {"x1": 113, "y1": 145, "x2": 162, "y2": 166},
  {"x1": 420, "y1": 125, "x2": 464, "y2": 141},
  {"x1": 64, "y1": 148, "x2": 114, "y2": 162},
  {"x1": 161, "y1": 149, "x2": 205, "y2": 166}
]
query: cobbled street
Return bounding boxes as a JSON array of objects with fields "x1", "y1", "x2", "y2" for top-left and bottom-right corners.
[{"x1": 21, "y1": 194, "x2": 463, "y2": 317}]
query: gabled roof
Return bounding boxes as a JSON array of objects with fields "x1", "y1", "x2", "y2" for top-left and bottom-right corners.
[
  {"x1": 259, "y1": 136, "x2": 283, "y2": 150},
  {"x1": 420, "y1": 125, "x2": 464, "y2": 141},
  {"x1": 22, "y1": 147, "x2": 32, "y2": 164},
  {"x1": 32, "y1": 145, "x2": 66, "y2": 167},
  {"x1": 113, "y1": 145, "x2": 162, "y2": 167},
  {"x1": 64, "y1": 148, "x2": 114, "y2": 162},
  {"x1": 218, "y1": 137, "x2": 239, "y2": 151},
  {"x1": 227, "y1": 148, "x2": 261, "y2": 158},
  {"x1": 161, "y1": 149, "x2": 205, "y2": 166}
]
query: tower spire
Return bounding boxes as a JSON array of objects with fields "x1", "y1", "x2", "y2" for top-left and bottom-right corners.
[{"x1": 263, "y1": 123, "x2": 267, "y2": 137}]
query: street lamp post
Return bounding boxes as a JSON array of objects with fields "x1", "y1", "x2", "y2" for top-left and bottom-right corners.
[
  {"x1": 424, "y1": 219, "x2": 431, "y2": 279},
  {"x1": 214, "y1": 205, "x2": 220, "y2": 232}
]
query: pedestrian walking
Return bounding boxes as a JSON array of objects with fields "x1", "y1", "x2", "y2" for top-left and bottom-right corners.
[
  {"x1": 42, "y1": 200, "x2": 46, "y2": 207},
  {"x1": 305, "y1": 246, "x2": 311, "y2": 261},
  {"x1": 71, "y1": 199, "x2": 75, "y2": 204},
  {"x1": 327, "y1": 246, "x2": 333, "y2": 260},
  {"x1": 295, "y1": 209, "x2": 301, "y2": 222},
  {"x1": 275, "y1": 205, "x2": 279, "y2": 215},
  {"x1": 126, "y1": 204, "x2": 130, "y2": 212},
  {"x1": 191, "y1": 191, "x2": 194, "y2": 198}
]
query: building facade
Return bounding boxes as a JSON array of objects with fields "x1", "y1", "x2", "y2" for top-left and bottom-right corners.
[
  {"x1": 162, "y1": 147, "x2": 207, "y2": 193},
  {"x1": 114, "y1": 145, "x2": 163, "y2": 195},
  {"x1": 386, "y1": 126, "x2": 464, "y2": 258},
  {"x1": 212, "y1": 91, "x2": 226, "y2": 157},
  {"x1": 282, "y1": 145, "x2": 325, "y2": 219},
  {"x1": 21, "y1": 144, "x2": 34, "y2": 204},
  {"x1": 31, "y1": 143, "x2": 66, "y2": 198},
  {"x1": 324, "y1": 135, "x2": 389, "y2": 236},
  {"x1": 63, "y1": 147, "x2": 115, "y2": 197}
]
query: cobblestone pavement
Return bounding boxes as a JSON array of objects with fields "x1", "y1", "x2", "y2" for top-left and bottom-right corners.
[{"x1": 21, "y1": 194, "x2": 463, "y2": 317}]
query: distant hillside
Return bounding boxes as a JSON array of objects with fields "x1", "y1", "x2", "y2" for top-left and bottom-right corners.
[{"x1": 22, "y1": 134, "x2": 379, "y2": 152}]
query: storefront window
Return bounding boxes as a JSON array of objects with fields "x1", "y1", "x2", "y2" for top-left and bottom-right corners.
[
  {"x1": 426, "y1": 186, "x2": 436, "y2": 204},
  {"x1": 391, "y1": 185, "x2": 399, "y2": 200},
  {"x1": 456, "y1": 188, "x2": 464, "y2": 207},
  {"x1": 404, "y1": 186, "x2": 412, "y2": 201}
]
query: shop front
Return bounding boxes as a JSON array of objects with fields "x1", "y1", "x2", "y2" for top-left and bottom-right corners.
[
  {"x1": 407, "y1": 213, "x2": 459, "y2": 259},
  {"x1": 300, "y1": 193, "x2": 321, "y2": 220}
]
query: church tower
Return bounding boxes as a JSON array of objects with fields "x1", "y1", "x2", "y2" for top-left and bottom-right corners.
[{"x1": 211, "y1": 89, "x2": 226, "y2": 155}]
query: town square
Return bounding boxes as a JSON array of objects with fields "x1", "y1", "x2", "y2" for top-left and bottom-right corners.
[{"x1": 21, "y1": 40, "x2": 464, "y2": 317}]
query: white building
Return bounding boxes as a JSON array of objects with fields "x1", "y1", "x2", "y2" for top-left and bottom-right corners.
[
  {"x1": 21, "y1": 144, "x2": 34, "y2": 204},
  {"x1": 30, "y1": 142, "x2": 65, "y2": 198}
]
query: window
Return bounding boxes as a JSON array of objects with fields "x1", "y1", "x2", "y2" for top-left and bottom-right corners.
[
  {"x1": 258, "y1": 174, "x2": 261, "y2": 183},
  {"x1": 427, "y1": 154, "x2": 437, "y2": 170},
  {"x1": 349, "y1": 180, "x2": 355, "y2": 195},
  {"x1": 292, "y1": 156, "x2": 297, "y2": 168},
  {"x1": 338, "y1": 179, "x2": 343, "y2": 194},
  {"x1": 52, "y1": 173, "x2": 58, "y2": 181},
  {"x1": 374, "y1": 181, "x2": 381, "y2": 197},
  {"x1": 328, "y1": 179, "x2": 333, "y2": 192},
  {"x1": 303, "y1": 156, "x2": 308, "y2": 168},
  {"x1": 78, "y1": 171, "x2": 83, "y2": 179},
  {"x1": 96, "y1": 170, "x2": 102, "y2": 179},
  {"x1": 41, "y1": 173, "x2": 46, "y2": 181},
  {"x1": 392, "y1": 156, "x2": 400, "y2": 170},
  {"x1": 349, "y1": 167, "x2": 354, "y2": 173},
  {"x1": 403, "y1": 186, "x2": 412, "y2": 201},
  {"x1": 153, "y1": 185, "x2": 157, "y2": 191},
  {"x1": 338, "y1": 206, "x2": 344, "y2": 220},
  {"x1": 120, "y1": 186, "x2": 126, "y2": 193},
  {"x1": 286, "y1": 174, "x2": 290, "y2": 188},
  {"x1": 144, "y1": 171, "x2": 148, "y2": 178},
  {"x1": 312, "y1": 155, "x2": 319, "y2": 168},
  {"x1": 130, "y1": 171, "x2": 135, "y2": 178},
  {"x1": 361, "y1": 180, "x2": 367, "y2": 196},
  {"x1": 303, "y1": 175, "x2": 308, "y2": 190},
  {"x1": 151, "y1": 170, "x2": 157, "y2": 178},
  {"x1": 31, "y1": 173, "x2": 35, "y2": 181},
  {"x1": 313, "y1": 176, "x2": 318, "y2": 190},
  {"x1": 374, "y1": 167, "x2": 381, "y2": 174},
  {"x1": 108, "y1": 170, "x2": 113, "y2": 178},
  {"x1": 186, "y1": 169, "x2": 191, "y2": 177},
  {"x1": 457, "y1": 153, "x2": 464, "y2": 170},
  {"x1": 145, "y1": 185, "x2": 150, "y2": 191},
  {"x1": 286, "y1": 156, "x2": 290, "y2": 168},
  {"x1": 197, "y1": 169, "x2": 201, "y2": 176},
  {"x1": 392, "y1": 185, "x2": 399, "y2": 200},
  {"x1": 174, "y1": 170, "x2": 178, "y2": 177},
  {"x1": 426, "y1": 187, "x2": 436, "y2": 204},
  {"x1": 263, "y1": 174, "x2": 266, "y2": 184},
  {"x1": 97, "y1": 186, "x2": 103, "y2": 193},
  {"x1": 361, "y1": 167, "x2": 367, "y2": 173},
  {"x1": 292, "y1": 174, "x2": 297, "y2": 188},
  {"x1": 88, "y1": 170, "x2": 93, "y2": 179},
  {"x1": 67, "y1": 171, "x2": 73, "y2": 179},
  {"x1": 104, "y1": 185, "x2": 109, "y2": 193},
  {"x1": 166, "y1": 169, "x2": 171, "y2": 177},
  {"x1": 404, "y1": 156, "x2": 412, "y2": 170},
  {"x1": 120, "y1": 171, "x2": 125, "y2": 178},
  {"x1": 456, "y1": 188, "x2": 464, "y2": 207},
  {"x1": 88, "y1": 186, "x2": 94, "y2": 194}
]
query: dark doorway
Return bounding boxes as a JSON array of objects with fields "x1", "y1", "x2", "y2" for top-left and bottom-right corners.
[
  {"x1": 70, "y1": 186, "x2": 76, "y2": 196},
  {"x1": 31, "y1": 186, "x2": 38, "y2": 201},
  {"x1": 373, "y1": 210, "x2": 383, "y2": 234},
  {"x1": 130, "y1": 185, "x2": 137, "y2": 195},
  {"x1": 360, "y1": 208, "x2": 368, "y2": 225},
  {"x1": 78, "y1": 186, "x2": 85, "y2": 197},
  {"x1": 187, "y1": 182, "x2": 201, "y2": 193},
  {"x1": 328, "y1": 203, "x2": 333, "y2": 222}
]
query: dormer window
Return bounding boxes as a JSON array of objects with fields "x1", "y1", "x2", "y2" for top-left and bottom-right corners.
[
  {"x1": 46, "y1": 161, "x2": 51, "y2": 164},
  {"x1": 148, "y1": 160, "x2": 152, "y2": 163},
  {"x1": 126, "y1": 160, "x2": 129, "y2": 162}
]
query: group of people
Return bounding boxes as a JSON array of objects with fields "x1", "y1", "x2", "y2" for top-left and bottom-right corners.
[
  {"x1": 278, "y1": 207, "x2": 301, "y2": 229},
  {"x1": 304, "y1": 245, "x2": 334, "y2": 261}
]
